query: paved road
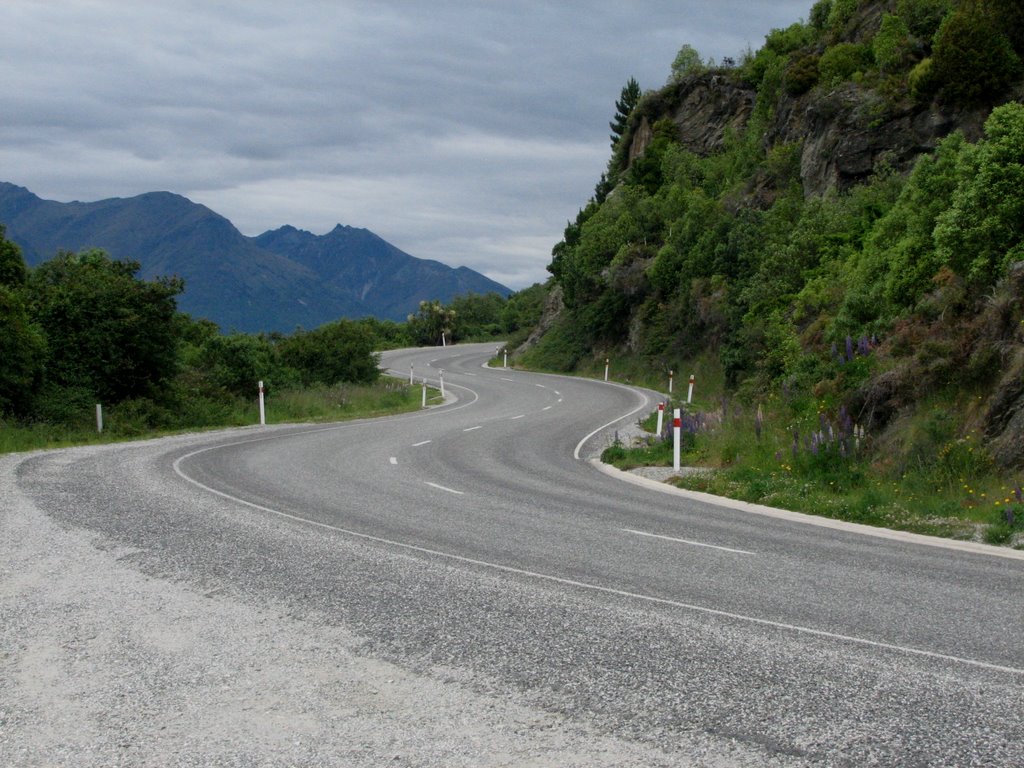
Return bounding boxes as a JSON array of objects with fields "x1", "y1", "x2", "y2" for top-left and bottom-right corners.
[{"x1": 7, "y1": 342, "x2": 1023, "y2": 766}]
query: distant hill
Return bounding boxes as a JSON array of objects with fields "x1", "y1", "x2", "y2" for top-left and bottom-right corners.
[{"x1": 0, "y1": 182, "x2": 511, "y2": 332}]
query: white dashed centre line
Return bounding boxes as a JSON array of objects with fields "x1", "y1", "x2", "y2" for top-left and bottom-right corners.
[
  {"x1": 389, "y1": 457, "x2": 398, "y2": 465},
  {"x1": 425, "y1": 482, "x2": 464, "y2": 495},
  {"x1": 412, "y1": 440, "x2": 432, "y2": 447},
  {"x1": 624, "y1": 528, "x2": 756, "y2": 556},
  {"x1": 463, "y1": 426, "x2": 482, "y2": 432}
]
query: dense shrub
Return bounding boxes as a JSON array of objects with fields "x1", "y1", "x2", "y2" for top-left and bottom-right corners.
[
  {"x1": 785, "y1": 53, "x2": 821, "y2": 96},
  {"x1": 873, "y1": 13, "x2": 914, "y2": 73},
  {"x1": 818, "y1": 43, "x2": 874, "y2": 87},
  {"x1": 929, "y1": 4, "x2": 1022, "y2": 105},
  {"x1": 896, "y1": 0, "x2": 952, "y2": 40}
]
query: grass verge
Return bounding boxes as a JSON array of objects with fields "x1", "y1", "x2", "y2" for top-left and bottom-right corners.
[{"x1": 0, "y1": 379, "x2": 432, "y2": 454}]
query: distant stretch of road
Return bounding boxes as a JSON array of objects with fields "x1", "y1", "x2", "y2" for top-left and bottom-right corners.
[{"x1": 10, "y1": 342, "x2": 1024, "y2": 766}]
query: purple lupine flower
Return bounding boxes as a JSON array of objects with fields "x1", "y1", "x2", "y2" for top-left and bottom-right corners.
[
  {"x1": 831, "y1": 342, "x2": 840, "y2": 363},
  {"x1": 845, "y1": 336, "x2": 855, "y2": 363},
  {"x1": 858, "y1": 335, "x2": 870, "y2": 356},
  {"x1": 1014, "y1": 485, "x2": 1022, "y2": 504}
]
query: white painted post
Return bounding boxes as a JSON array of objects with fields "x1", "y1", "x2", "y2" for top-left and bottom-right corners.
[
  {"x1": 95, "y1": 404, "x2": 103, "y2": 434},
  {"x1": 687, "y1": 374, "x2": 695, "y2": 405},
  {"x1": 441, "y1": 331, "x2": 446, "y2": 347},
  {"x1": 258, "y1": 380, "x2": 266, "y2": 426},
  {"x1": 604, "y1": 358, "x2": 610, "y2": 382},
  {"x1": 669, "y1": 370, "x2": 674, "y2": 394},
  {"x1": 409, "y1": 364, "x2": 414, "y2": 385},
  {"x1": 673, "y1": 408, "x2": 681, "y2": 472},
  {"x1": 422, "y1": 380, "x2": 427, "y2": 408},
  {"x1": 439, "y1": 370, "x2": 445, "y2": 399},
  {"x1": 503, "y1": 349, "x2": 508, "y2": 369},
  {"x1": 656, "y1": 402, "x2": 664, "y2": 436}
]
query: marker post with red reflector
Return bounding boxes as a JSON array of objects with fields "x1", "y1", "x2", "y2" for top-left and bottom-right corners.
[
  {"x1": 673, "y1": 408, "x2": 682, "y2": 472},
  {"x1": 669, "y1": 370, "x2": 674, "y2": 394},
  {"x1": 687, "y1": 374, "x2": 695, "y2": 404},
  {"x1": 656, "y1": 402, "x2": 665, "y2": 436},
  {"x1": 604, "y1": 358, "x2": 610, "y2": 382}
]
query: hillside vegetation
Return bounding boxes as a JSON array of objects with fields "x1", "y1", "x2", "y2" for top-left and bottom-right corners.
[{"x1": 517, "y1": 0, "x2": 1024, "y2": 543}]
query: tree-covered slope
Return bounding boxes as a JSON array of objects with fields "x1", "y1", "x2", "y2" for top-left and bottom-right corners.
[{"x1": 526, "y1": 0, "x2": 1024, "y2": 471}]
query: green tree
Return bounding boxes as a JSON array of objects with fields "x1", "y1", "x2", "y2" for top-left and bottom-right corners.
[
  {"x1": 609, "y1": 77, "x2": 641, "y2": 149},
  {"x1": 278, "y1": 320, "x2": 380, "y2": 386},
  {"x1": 192, "y1": 332, "x2": 286, "y2": 399},
  {"x1": 929, "y1": 2, "x2": 1021, "y2": 105},
  {"x1": 407, "y1": 300, "x2": 456, "y2": 346},
  {"x1": 29, "y1": 249, "x2": 183, "y2": 404},
  {"x1": 0, "y1": 224, "x2": 28, "y2": 288},
  {"x1": 448, "y1": 292, "x2": 507, "y2": 340},
  {"x1": 935, "y1": 103, "x2": 1024, "y2": 288},
  {"x1": 873, "y1": 13, "x2": 913, "y2": 73},
  {"x1": 668, "y1": 44, "x2": 706, "y2": 84},
  {"x1": 0, "y1": 228, "x2": 45, "y2": 414}
]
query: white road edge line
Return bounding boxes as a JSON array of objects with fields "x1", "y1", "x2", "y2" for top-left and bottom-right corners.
[
  {"x1": 624, "y1": 528, "x2": 756, "y2": 555},
  {"x1": 425, "y1": 481, "x2": 464, "y2": 495},
  {"x1": 170, "y1": 452, "x2": 1024, "y2": 677},
  {"x1": 500, "y1": 377, "x2": 516, "y2": 382},
  {"x1": 412, "y1": 440, "x2": 432, "y2": 447}
]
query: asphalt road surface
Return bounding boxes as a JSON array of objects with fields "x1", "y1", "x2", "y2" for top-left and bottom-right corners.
[{"x1": 4, "y1": 342, "x2": 1022, "y2": 767}]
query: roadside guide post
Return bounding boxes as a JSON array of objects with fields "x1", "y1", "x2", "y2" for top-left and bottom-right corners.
[
  {"x1": 409, "y1": 364, "x2": 414, "y2": 385},
  {"x1": 503, "y1": 349, "x2": 508, "y2": 369},
  {"x1": 440, "y1": 369, "x2": 445, "y2": 399},
  {"x1": 669, "y1": 370, "x2": 674, "y2": 394},
  {"x1": 687, "y1": 374, "x2": 695, "y2": 405},
  {"x1": 95, "y1": 404, "x2": 103, "y2": 434},
  {"x1": 656, "y1": 402, "x2": 664, "y2": 436},
  {"x1": 258, "y1": 380, "x2": 266, "y2": 426},
  {"x1": 673, "y1": 408, "x2": 681, "y2": 472},
  {"x1": 422, "y1": 379, "x2": 427, "y2": 408},
  {"x1": 604, "y1": 358, "x2": 610, "y2": 382}
]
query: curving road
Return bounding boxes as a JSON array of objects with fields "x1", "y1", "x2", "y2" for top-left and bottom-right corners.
[{"x1": 4, "y1": 342, "x2": 1023, "y2": 766}]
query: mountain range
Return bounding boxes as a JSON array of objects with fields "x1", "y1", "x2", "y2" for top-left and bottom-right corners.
[{"x1": 0, "y1": 182, "x2": 510, "y2": 332}]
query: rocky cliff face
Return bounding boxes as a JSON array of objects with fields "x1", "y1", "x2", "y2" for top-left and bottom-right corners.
[{"x1": 627, "y1": 73, "x2": 1016, "y2": 202}]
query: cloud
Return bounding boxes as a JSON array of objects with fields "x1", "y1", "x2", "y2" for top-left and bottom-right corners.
[{"x1": 3, "y1": 0, "x2": 811, "y2": 289}]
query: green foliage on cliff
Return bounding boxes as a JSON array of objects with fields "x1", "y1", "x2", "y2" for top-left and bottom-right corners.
[{"x1": 534, "y1": 0, "x2": 1024, "y2": 487}]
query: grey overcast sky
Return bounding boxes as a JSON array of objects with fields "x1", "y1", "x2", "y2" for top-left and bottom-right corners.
[{"x1": 3, "y1": 1, "x2": 811, "y2": 289}]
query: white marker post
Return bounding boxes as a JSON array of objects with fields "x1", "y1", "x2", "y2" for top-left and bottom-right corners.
[
  {"x1": 422, "y1": 380, "x2": 427, "y2": 408},
  {"x1": 669, "y1": 370, "x2": 674, "y2": 394},
  {"x1": 258, "y1": 380, "x2": 266, "y2": 426},
  {"x1": 673, "y1": 408, "x2": 682, "y2": 472},
  {"x1": 687, "y1": 374, "x2": 695, "y2": 405},
  {"x1": 441, "y1": 331, "x2": 446, "y2": 347},
  {"x1": 439, "y1": 369, "x2": 445, "y2": 399},
  {"x1": 95, "y1": 404, "x2": 103, "y2": 434},
  {"x1": 656, "y1": 402, "x2": 664, "y2": 436},
  {"x1": 409, "y1": 364, "x2": 414, "y2": 385},
  {"x1": 604, "y1": 358, "x2": 610, "y2": 382},
  {"x1": 503, "y1": 349, "x2": 508, "y2": 369}
]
